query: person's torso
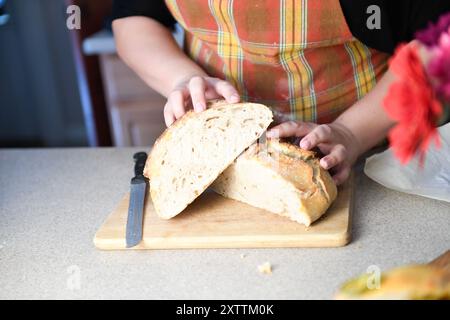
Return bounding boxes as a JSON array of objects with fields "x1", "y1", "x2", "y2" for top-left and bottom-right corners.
[{"x1": 165, "y1": 0, "x2": 390, "y2": 124}]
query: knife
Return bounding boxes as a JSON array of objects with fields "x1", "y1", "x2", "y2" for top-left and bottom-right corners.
[{"x1": 126, "y1": 152, "x2": 148, "y2": 248}]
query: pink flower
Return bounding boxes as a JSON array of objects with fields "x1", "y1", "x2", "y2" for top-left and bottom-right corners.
[
  {"x1": 427, "y1": 32, "x2": 450, "y2": 101},
  {"x1": 416, "y1": 13, "x2": 450, "y2": 47}
]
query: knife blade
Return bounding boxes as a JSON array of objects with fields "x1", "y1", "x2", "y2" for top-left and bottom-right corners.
[{"x1": 126, "y1": 152, "x2": 148, "y2": 248}]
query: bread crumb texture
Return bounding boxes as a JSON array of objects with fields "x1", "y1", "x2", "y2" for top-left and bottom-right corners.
[{"x1": 144, "y1": 101, "x2": 273, "y2": 219}]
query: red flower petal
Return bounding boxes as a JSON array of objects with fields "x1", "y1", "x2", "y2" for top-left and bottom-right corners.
[{"x1": 383, "y1": 44, "x2": 443, "y2": 165}]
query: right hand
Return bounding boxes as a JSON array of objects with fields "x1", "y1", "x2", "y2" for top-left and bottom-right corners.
[
  {"x1": 164, "y1": 75, "x2": 240, "y2": 126},
  {"x1": 267, "y1": 121, "x2": 360, "y2": 185}
]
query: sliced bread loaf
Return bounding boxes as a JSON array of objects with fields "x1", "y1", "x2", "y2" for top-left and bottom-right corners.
[
  {"x1": 211, "y1": 139, "x2": 337, "y2": 226},
  {"x1": 143, "y1": 100, "x2": 273, "y2": 219}
]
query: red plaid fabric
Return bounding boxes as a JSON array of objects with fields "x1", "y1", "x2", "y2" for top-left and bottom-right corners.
[{"x1": 166, "y1": 0, "x2": 390, "y2": 124}]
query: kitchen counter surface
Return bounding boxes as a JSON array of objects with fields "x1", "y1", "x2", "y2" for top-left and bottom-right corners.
[{"x1": 1, "y1": 148, "x2": 449, "y2": 299}]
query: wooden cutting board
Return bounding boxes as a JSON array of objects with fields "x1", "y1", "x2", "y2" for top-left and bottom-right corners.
[{"x1": 94, "y1": 175, "x2": 353, "y2": 250}]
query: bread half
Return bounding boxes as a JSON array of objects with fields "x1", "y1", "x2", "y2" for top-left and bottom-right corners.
[
  {"x1": 211, "y1": 140, "x2": 337, "y2": 226},
  {"x1": 144, "y1": 100, "x2": 273, "y2": 219}
]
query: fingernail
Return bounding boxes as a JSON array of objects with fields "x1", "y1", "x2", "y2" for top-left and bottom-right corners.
[
  {"x1": 194, "y1": 103, "x2": 206, "y2": 112},
  {"x1": 321, "y1": 159, "x2": 329, "y2": 169},
  {"x1": 300, "y1": 140, "x2": 310, "y2": 149},
  {"x1": 230, "y1": 94, "x2": 240, "y2": 103},
  {"x1": 266, "y1": 131, "x2": 273, "y2": 138}
]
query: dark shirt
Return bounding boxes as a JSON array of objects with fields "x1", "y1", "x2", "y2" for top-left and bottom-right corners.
[
  {"x1": 112, "y1": 0, "x2": 450, "y2": 54},
  {"x1": 339, "y1": 0, "x2": 450, "y2": 53},
  {"x1": 112, "y1": 0, "x2": 177, "y2": 30}
]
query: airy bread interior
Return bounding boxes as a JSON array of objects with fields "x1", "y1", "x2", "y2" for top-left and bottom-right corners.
[{"x1": 144, "y1": 101, "x2": 273, "y2": 219}]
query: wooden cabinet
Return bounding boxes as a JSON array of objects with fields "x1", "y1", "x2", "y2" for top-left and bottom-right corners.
[{"x1": 99, "y1": 54, "x2": 166, "y2": 147}]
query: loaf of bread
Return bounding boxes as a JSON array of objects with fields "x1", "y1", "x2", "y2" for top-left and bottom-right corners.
[
  {"x1": 211, "y1": 139, "x2": 337, "y2": 226},
  {"x1": 143, "y1": 100, "x2": 273, "y2": 219}
]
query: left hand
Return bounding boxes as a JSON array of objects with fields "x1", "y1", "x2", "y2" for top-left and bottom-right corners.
[{"x1": 266, "y1": 121, "x2": 361, "y2": 185}]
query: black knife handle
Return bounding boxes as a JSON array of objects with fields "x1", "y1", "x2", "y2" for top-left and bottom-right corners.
[{"x1": 133, "y1": 152, "x2": 148, "y2": 178}]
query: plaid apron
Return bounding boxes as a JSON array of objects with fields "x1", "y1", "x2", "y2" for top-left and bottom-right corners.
[{"x1": 165, "y1": 0, "x2": 390, "y2": 124}]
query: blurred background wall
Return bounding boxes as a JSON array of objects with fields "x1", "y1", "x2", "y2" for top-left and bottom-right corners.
[
  {"x1": 0, "y1": 0, "x2": 176, "y2": 148},
  {"x1": 0, "y1": 0, "x2": 89, "y2": 147}
]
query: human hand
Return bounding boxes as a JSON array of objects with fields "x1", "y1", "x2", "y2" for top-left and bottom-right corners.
[
  {"x1": 164, "y1": 75, "x2": 240, "y2": 126},
  {"x1": 267, "y1": 121, "x2": 361, "y2": 185}
]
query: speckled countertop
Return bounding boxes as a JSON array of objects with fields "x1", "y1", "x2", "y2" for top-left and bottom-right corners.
[{"x1": 0, "y1": 148, "x2": 449, "y2": 299}]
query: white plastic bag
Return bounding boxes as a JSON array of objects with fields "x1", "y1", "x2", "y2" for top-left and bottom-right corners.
[{"x1": 364, "y1": 123, "x2": 450, "y2": 202}]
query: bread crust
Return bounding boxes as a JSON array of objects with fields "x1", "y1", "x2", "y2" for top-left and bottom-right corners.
[{"x1": 265, "y1": 139, "x2": 337, "y2": 204}]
